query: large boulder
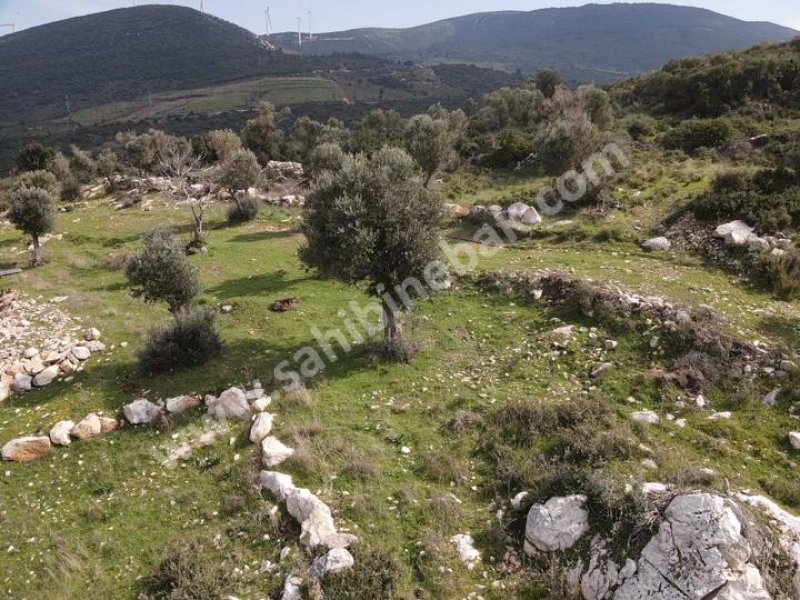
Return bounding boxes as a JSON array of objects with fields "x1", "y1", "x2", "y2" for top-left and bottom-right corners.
[
  {"x1": 11, "y1": 373, "x2": 32, "y2": 393},
  {"x1": 524, "y1": 494, "x2": 589, "y2": 554},
  {"x1": 615, "y1": 493, "x2": 762, "y2": 600},
  {"x1": 2, "y1": 436, "x2": 51, "y2": 461},
  {"x1": 285, "y1": 487, "x2": 338, "y2": 550},
  {"x1": 165, "y1": 395, "x2": 201, "y2": 415},
  {"x1": 250, "y1": 413, "x2": 274, "y2": 444},
  {"x1": 507, "y1": 202, "x2": 543, "y2": 225},
  {"x1": 207, "y1": 387, "x2": 250, "y2": 421},
  {"x1": 71, "y1": 413, "x2": 102, "y2": 440},
  {"x1": 310, "y1": 548, "x2": 355, "y2": 582},
  {"x1": 32, "y1": 365, "x2": 59, "y2": 387},
  {"x1": 122, "y1": 399, "x2": 161, "y2": 425},
  {"x1": 641, "y1": 237, "x2": 671, "y2": 252}
]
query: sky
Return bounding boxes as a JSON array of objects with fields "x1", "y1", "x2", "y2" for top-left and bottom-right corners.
[{"x1": 0, "y1": 0, "x2": 799, "y2": 35}]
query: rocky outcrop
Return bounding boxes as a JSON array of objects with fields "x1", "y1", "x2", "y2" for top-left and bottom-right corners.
[{"x1": 524, "y1": 495, "x2": 589, "y2": 554}]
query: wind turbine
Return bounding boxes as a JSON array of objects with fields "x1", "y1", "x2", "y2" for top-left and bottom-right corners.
[
  {"x1": 297, "y1": 16, "x2": 302, "y2": 46},
  {"x1": 308, "y1": 9, "x2": 313, "y2": 41},
  {"x1": 264, "y1": 1, "x2": 273, "y2": 37}
]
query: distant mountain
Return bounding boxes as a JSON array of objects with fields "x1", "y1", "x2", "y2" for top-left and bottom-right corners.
[{"x1": 273, "y1": 3, "x2": 798, "y2": 83}]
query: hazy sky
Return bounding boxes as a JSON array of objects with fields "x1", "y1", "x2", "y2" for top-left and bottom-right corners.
[{"x1": 1, "y1": 1, "x2": 799, "y2": 35}]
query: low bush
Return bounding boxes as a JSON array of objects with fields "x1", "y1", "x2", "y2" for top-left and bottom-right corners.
[
  {"x1": 662, "y1": 119, "x2": 732, "y2": 153},
  {"x1": 322, "y1": 544, "x2": 408, "y2": 600},
  {"x1": 61, "y1": 177, "x2": 82, "y2": 202},
  {"x1": 138, "y1": 308, "x2": 222, "y2": 374},
  {"x1": 226, "y1": 196, "x2": 260, "y2": 224},
  {"x1": 754, "y1": 249, "x2": 800, "y2": 300}
]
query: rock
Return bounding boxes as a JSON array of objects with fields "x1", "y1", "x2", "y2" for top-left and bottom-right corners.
[
  {"x1": 207, "y1": 387, "x2": 250, "y2": 421},
  {"x1": 511, "y1": 491, "x2": 530, "y2": 510},
  {"x1": 616, "y1": 493, "x2": 760, "y2": 600},
  {"x1": 708, "y1": 411, "x2": 732, "y2": 421},
  {"x1": 70, "y1": 346, "x2": 91, "y2": 361},
  {"x1": 507, "y1": 202, "x2": 542, "y2": 225},
  {"x1": 790, "y1": 432, "x2": 800, "y2": 451},
  {"x1": 551, "y1": 325, "x2": 574, "y2": 340},
  {"x1": 266, "y1": 160, "x2": 304, "y2": 180},
  {"x1": 11, "y1": 374, "x2": 32, "y2": 393},
  {"x1": 715, "y1": 220, "x2": 754, "y2": 240},
  {"x1": 85, "y1": 328, "x2": 101, "y2": 341},
  {"x1": 451, "y1": 534, "x2": 481, "y2": 570},
  {"x1": 98, "y1": 417, "x2": 119, "y2": 433},
  {"x1": 23, "y1": 347, "x2": 39, "y2": 359},
  {"x1": 280, "y1": 574, "x2": 303, "y2": 600},
  {"x1": 762, "y1": 389, "x2": 780, "y2": 407},
  {"x1": 310, "y1": 548, "x2": 355, "y2": 582},
  {"x1": 250, "y1": 413, "x2": 274, "y2": 444},
  {"x1": 605, "y1": 340, "x2": 618, "y2": 350},
  {"x1": 251, "y1": 396, "x2": 272, "y2": 413},
  {"x1": 26, "y1": 354, "x2": 45, "y2": 375},
  {"x1": 86, "y1": 341, "x2": 106, "y2": 353},
  {"x1": 591, "y1": 363, "x2": 614, "y2": 379},
  {"x1": 260, "y1": 471, "x2": 297, "y2": 502},
  {"x1": 32, "y1": 365, "x2": 59, "y2": 387},
  {"x1": 71, "y1": 413, "x2": 102, "y2": 439},
  {"x1": 0, "y1": 380, "x2": 9, "y2": 402},
  {"x1": 2, "y1": 436, "x2": 51, "y2": 461},
  {"x1": 50, "y1": 420, "x2": 75, "y2": 446},
  {"x1": 748, "y1": 237, "x2": 771, "y2": 252},
  {"x1": 285, "y1": 487, "x2": 338, "y2": 550},
  {"x1": 631, "y1": 410, "x2": 660, "y2": 425},
  {"x1": 261, "y1": 436, "x2": 295, "y2": 467},
  {"x1": 165, "y1": 395, "x2": 201, "y2": 415},
  {"x1": 524, "y1": 495, "x2": 589, "y2": 554},
  {"x1": 122, "y1": 399, "x2": 161, "y2": 425},
  {"x1": 245, "y1": 388, "x2": 264, "y2": 402},
  {"x1": 642, "y1": 237, "x2": 671, "y2": 252}
]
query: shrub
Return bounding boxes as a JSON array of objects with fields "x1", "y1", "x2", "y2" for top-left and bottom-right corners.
[
  {"x1": 535, "y1": 68, "x2": 564, "y2": 98},
  {"x1": 137, "y1": 537, "x2": 232, "y2": 599},
  {"x1": 309, "y1": 142, "x2": 345, "y2": 177},
  {"x1": 757, "y1": 249, "x2": 800, "y2": 300},
  {"x1": 125, "y1": 229, "x2": 200, "y2": 315},
  {"x1": 481, "y1": 129, "x2": 534, "y2": 168},
  {"x1": 138, "y1": 308, "x2": 222, "y2": 374},
  {"x1": 69, "y1": 145, "x2": 96, "y2": 183},
  {"x1": 61, "y1": 177, "x2": 82, "y2": 202},
  {"x1": 226, "y1": 195, "x2": 260, "y2": 224},
  {"x1": 662, "y1": 119, "x2": 732, "y2": 153},
  {"x1": 15, "y1": 142, "x2": 55, "y2": 172},
  {"x1": 322, "y1": 544, "x2": 407, "y2": 599},
  {"x1": 625, "y1": 114, "x2": 657, "y2": 141},
  {"x1": 534, "y1": 108, "x2": 598, "y2": 173},
  {"x1": 8, "y1": 187, "x2": 56, "y2": 266},
  {"x1": 13, "y1": 169, "x2": 60, "y2": 197}
]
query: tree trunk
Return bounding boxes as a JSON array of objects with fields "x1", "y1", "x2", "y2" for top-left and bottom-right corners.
[
  {"x1": 425, "y1": 171, "x2": 435, "y2": 188},
  {"x1": 31, "y1": 236, "x2": 42, "y2": 266},
  {"x1": 382, "y1": 298, "x2": 403, "y2": 345}
]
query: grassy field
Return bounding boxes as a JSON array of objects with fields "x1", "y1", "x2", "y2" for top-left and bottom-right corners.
[{"x1": 0, "y1": 165, "x2": 799, "y2": 598}]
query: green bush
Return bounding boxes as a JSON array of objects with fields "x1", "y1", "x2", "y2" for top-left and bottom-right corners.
[
  {"x1": 756, "y1": 249, "x2": 800, "y2": 300},
  {"x1": 61, "y1": 177, "x2": 82, "y2": 202},
  {"x1": 14, "y1": 169, "x2": 61, "y2": 197},
  {"x1": 662, "y1": 119, "x2": 732, "y2": 153},
  {"x1": 138, "y1": 308, "x2": 223, "y2": 374},
  {"x1": 15, "y1": 142, "x2": 55, "y2": 173},
  {"x1": 480, "y1": 129, "x2": 534, "y2": 168},
  {"x1": 226, "y1": 195, "x2": 260, "y2": 224}
]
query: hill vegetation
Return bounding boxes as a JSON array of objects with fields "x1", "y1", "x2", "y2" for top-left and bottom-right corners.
[{"x1": 273, "y1": 3, "x2": 798, "y2": 82}]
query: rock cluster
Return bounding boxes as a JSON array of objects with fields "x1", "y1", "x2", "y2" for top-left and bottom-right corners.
[
  {"x1": 0, "y1": 290, "x2": 105, "y2": 401},
  {"x1": 469, "y1": 202, "x2": 542, "y2": 227},
  {"x1": 266, "y1": 160, "x2": 305, "y2": 181}
]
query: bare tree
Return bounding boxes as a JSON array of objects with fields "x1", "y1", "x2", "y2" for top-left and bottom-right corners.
[{"x1": 158, "y1": 140, "x2": 209, "y2": 249}]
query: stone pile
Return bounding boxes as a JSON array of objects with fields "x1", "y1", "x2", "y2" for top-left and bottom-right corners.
[
  {"x1": 469, "y1": 202, "x2": 542, "y2": 227},
  {"x1": 266, "y1": 160, "x2": 305, "y2": 181},
  {"x1": 0, "y1": 290, "x2": 105, "y2": 401}
]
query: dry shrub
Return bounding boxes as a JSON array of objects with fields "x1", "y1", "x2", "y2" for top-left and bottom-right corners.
[
  {"x1": 322, "y1": 544, "x2": 408, "y2": 600},
  {"x1": 446, "y1": 409, "x2": 483, "y2": 433},
  {"x1": 280, "y1": 381, "x2": 316, "y2": 407}
]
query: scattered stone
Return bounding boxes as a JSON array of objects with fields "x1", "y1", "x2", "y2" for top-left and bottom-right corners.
[
  {"x1": 261, "y1": 437, "x2": 295, "y2": 467},
  {"x1": 641, "y1": 237, "x2": 671, "y2": 252},
  {"x1": 591, "y1": 363, "x2": 614, "y2": 379},
  {"x1": 524, "y1": 495, "x2": 589, "y2": 554},
  {"x1": 122, "y1": 399, "x2": 161, "y2": 425},
  {"x1": 630, "y1": 410, "x2": 660, "y2": 425},
  {"x1": 511, "y1": 491, "x2": 530, "y2": 510},
  {"x1": 790, "y1": 432, "x2": 800, "y2": 451},
  {"x1": 85, "y1": 328, "x2": 101, "y2": 341},
  {"x1": 762, "y1": 389, "x2": 780, "y2": 407},
  {"x1": 70, "y1": 346, "x2": 91, "y2": 361},
  {"x1": 71, "y1": 413, "x2": 102, "y2": 440},
  {"x1": 98, "y1": 416, "x2": 119, "y2": 433},
  {"x1": 251, "y1": 396, "x2": 272, "y2": 413},
  {"x1": 280, "y1": 575, "x2": 303, "y2": 600},
  {"x1": 451, "y1": 534, "x2": 481, "y2": 570},
  {"x1": 310, "y1": 548, "x2": 355, "y2": 582},
  {"x1": 207, "y1": 387, "x2": 250, "y2": 421},
  {"x1": 708, "y1": 411, "x2": 732, "y2": 421},
  {"x1": 23, "y1": 347, "x2": 39, "y2": 359},
  {"x1": 2, "y1": 436, "x2": 51, "y2": 461},
  {"x1": 11, "y1": 374, "x2": 32, "y2": 393},
  {"x1": 250, "y1": 413, "x2": 274, "y2": 444},
  {"x1": 270, "y1": 297, "x2": 301, "y2": 312},
  {"x1": 165, "y1": 395, "x2": 201, "y2": 415},
  {"x1": 32, "y1": 365, "x2": 59, "y2": 387},
  {"x1": 605, "y1": 340, "x2": 618, "y2": 351},
  {"x1": 49, "y1": 420, "x2": 75, "y2": 446}
]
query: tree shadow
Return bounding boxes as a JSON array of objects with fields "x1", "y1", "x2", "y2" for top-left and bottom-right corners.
[
  {"x1": 228, "y1": 229, "x2": 299, "y2": 244},
  {"x1": 207, "y1": 270, "x2": 313, "y2": 300},
  {"x1": 756, "y1": 314, "x2": 800, "y2": 348}
]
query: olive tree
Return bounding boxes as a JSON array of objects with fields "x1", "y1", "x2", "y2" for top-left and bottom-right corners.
[
  {"x1": 96, "y1": 148, "x2": 121, "y2": 191},
  {"x1": 201, "y1": 129, "x2": 242, "y2": 164},
  {"x1": 217, "y1": 148, "x2": 262, "y2": 222},
  {"x1": 126, "y1": 229, "x2": 220, "y2": 373},
  {"x1": 535, "y1": 69, "x2": 564, "y2": 98},
  {"x1": 158, "y1": 139, "x2": 207, "y2": 248},
  {"x1": 125, "y1": 229, "x2": 201, "y2": 317},
  {"x1": 404, "y1": 114, "x2": 454, "y2": 187},
  {"x1": 242, "y1": 101, "x2": 290, "y2": 164},
  {"x1": 300, "y1": 147, "x2": 446, "y2": 350},
  {"x1": 8, "y1": 187, "x2": 56, "y2": 266}
]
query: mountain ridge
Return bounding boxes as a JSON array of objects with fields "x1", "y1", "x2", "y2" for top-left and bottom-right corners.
[{"x1": 272, "y1": 3, "x2": 798, "y2": 82}]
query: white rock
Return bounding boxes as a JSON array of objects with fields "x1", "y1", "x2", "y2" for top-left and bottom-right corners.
[
  {"x1": 451, "y1": 534, "x2": 481, "y2": 570},
  {"x1": 708, "y1": 411, "x2": 732, "y2": 421},
  {"x1": 260, "y1": 471, "x2": 297, "y2": 502},
  {"x1": 641, "y1": 237, "x2": 671, "y2": 252},
  {"x1": 261, "y1": 437, "x2": 295, "y2": 467},
  {"x1": 70, "y1": 346, "x2": 91, "y2": 361},
  {"x1": 122, "y1": 399, "x2": 161, "y2": 425},
  {"x1": 605, "y1": 340, "x2": 618, "y2": 350},
  {"x1": 23, "y1": 347, "x2": 39, "y2": 359},
  {"x1": 165, "y1": 395, "x2": 201, "y2": 415},
  {"x1": 85, "y1": 328, "x2": 101, "y2": 341},
  {"x1": 310, "y1": 548, "x2": 355, "y2": 582},
  {"x1": 511, "y1": 491, "x2": 529, "y2": 510},
  {"x1": 280, "y1": 575, "x2": 303, "y2": 600},
  {"x1": 1, "y1": 436, "x2": 51, "y2": 461},
  {"x1": 524, "y1": 495, "x2": 589, "y2": 554},
  {"x1": 251, "y1": 396, "x2": 272, "y2": 413},
  {"x1": 207, "y1": 387, "x2": 250, "y2": 421},
  {"x1": 630, "y1": 410, "x2": 660, "y2": 425},
  {"x1": 790, "y1": 432, "x2": 800, "y2": 451},
  {"x1": 11, "y1": 373, "x2": 32, "y2": 393},
  {"x1": 71, "y1": 413, "x2": 102, "y2": 440},
  {"x1": 715, "y1": 220, "x2": 754, "y2": 239},
  {"x1": 245, "y1": 388, "x2": 264, "y2": 402},
  {"x1": 49, "y1": 420, "x2": 75, "y2": 446},
  {"x1": 32, "y1": 365, "x2": 59, "y2": 387},
  {"x1": 249, "y1": 413, "x2": 274, "y2": 444}
]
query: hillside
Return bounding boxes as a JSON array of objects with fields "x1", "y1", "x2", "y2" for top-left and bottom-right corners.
[{"x1": 273, "y1": 3, "x2": 798, "y2": 82}]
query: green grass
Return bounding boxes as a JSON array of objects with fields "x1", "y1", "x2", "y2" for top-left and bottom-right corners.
[{"x1": 0, "y1": 170, "x2": 798, "y2": 597}]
